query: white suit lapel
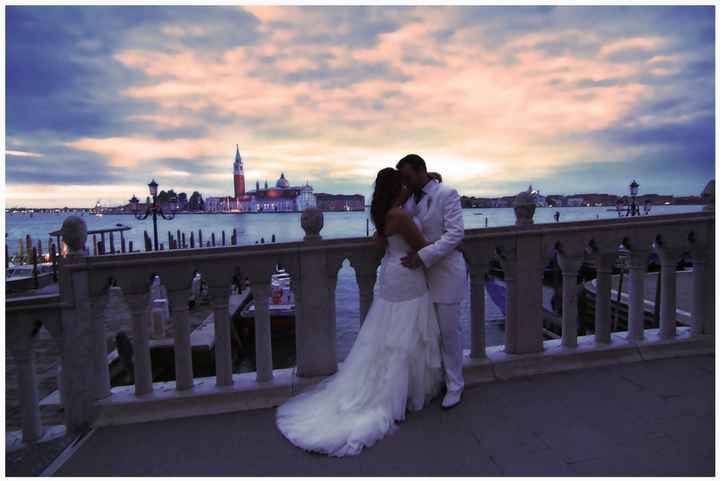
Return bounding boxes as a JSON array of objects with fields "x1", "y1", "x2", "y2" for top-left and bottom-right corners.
[{"x1": 420, "y1": 180, "x2": 439, "y2": 221}]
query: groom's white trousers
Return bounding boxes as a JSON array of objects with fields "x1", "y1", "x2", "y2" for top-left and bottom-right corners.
[{"x1": 434, "y1": 302, "x2": 465, "y2": 393}]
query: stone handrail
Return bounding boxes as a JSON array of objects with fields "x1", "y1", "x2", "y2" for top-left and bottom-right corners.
[{"x1": 7, "y1": 209, "x2": 715, "y2": 439}]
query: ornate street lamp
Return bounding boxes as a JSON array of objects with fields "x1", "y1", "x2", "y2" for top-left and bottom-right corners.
[
  {"x1": 130, "y1": 179, "x2": 176, "y2": 250},
  {"x1": 628, "y1": 179, "x2": 640, "y2": 217}
]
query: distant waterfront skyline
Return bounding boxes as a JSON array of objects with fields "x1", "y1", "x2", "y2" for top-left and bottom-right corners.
[{"x1": 6, "y1": 5, "x2": 715, "y2": 208}]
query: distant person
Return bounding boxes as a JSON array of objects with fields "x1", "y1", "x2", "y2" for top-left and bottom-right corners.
[{"x1": 554, "y1": 211, "x2": 560, "y2": 222}]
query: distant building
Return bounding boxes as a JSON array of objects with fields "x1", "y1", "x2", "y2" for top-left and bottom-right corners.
[
  {"x1": 249, "y1": 175, "x2": 316, "y2": 212},
  {"x1": 566, "y1": 197, "x2": 585, "y2": 207},
  {"x1": 491, "y1": 198, "x2": 512, "y2": 208},
  {"x1": 315, "y1": 194, "x2": 365, "y2": 211},
  {"x1": 233, "y1": 145, "x2": 245, "y2": 198},
  {"x1": 204, "y1": 147, "x2": 317, "y2": 212}
]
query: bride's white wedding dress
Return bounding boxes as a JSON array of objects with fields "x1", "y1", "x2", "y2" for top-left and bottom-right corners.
[{"x1": 276, "y1": 234, "x2": 444, "y2": 457}]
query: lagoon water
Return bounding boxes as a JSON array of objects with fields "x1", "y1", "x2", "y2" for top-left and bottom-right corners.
[{"x1": 6, "y1": 204, "x2": 703, "y2": 359}]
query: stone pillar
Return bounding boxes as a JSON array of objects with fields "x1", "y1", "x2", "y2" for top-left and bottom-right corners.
[
  {"x1": 626, "y1": 250, "x2": 650, "y2": 341},
  {"x1": 295, "y1": 209, "x2": 338, "y2": 377},
  {"x1": 356, "y1": 271, "x2": 377, "y2": 325},
  {"x1": 10, "y1": 343, "x2": 42, "y2": 442},
  {"x1": 498, "y1": 237, "x2": 544, "y2": 354},
  {"x1": 56, "y1": 216, "x2": 104, "y2": 433},
  {"x1": 250, "y1": 281, "x2": 273, "y2": 382},
  {"x1": 469, "y1": 262, "x2": 489, "y2": 358},
  {"x1": 593, "y1": 252, "x2": 616, "y2": 344},
  {"x1": 703, "y1": 225, "x2": 715, "y2": 336},
  {"x1": 168, "y1": 291, "x2": 194, "y2": 391},
  {"x1": 654, "y1": 244, "x2": 681, "y2": 340},
  {"x1": 90, "y1": 275, "x2": 112, "y2": 400},
  {"x1": 690, "y1": 251, "x2": 706, "y2": 337},
  {"x1": 128, "y1": 298, "x2": 153, "y2": 395},
  {"x1": 209, "y1": 288, "x2": 233, "y2": 386},
  {"x1": 557, "y1": 254, "x2": 584, "y2": 348}
]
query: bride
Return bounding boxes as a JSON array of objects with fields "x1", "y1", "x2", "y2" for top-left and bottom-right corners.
[{"x1": 275, "y1": 167, "x2": 444, "y2": 457}]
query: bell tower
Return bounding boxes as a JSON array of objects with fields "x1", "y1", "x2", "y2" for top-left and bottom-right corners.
[{"x1": 233, "y1": 144, "x2": 245, "y2": 198}]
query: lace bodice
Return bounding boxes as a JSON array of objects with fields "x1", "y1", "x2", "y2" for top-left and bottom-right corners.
[{"x1": 377, "y1": 234, "x2": 429, "y2": 302}]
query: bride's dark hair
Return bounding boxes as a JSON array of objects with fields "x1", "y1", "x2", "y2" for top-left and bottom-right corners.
[{"x1": 370, "y1": 167, "x2": 403, "y2": 236}]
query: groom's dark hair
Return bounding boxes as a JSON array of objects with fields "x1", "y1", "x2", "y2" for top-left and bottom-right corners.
[{"x1": 396, "y1": 154, "x2": 427, "y2": 173}]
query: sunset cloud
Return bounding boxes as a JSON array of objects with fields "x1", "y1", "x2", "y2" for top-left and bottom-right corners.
[{"x1": 6, "y1": 6, "x2": 714, "y2": 207}]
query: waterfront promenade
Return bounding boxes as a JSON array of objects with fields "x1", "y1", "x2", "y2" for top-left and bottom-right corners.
[
  {"x1": 53, "y1": 354, "x2": 714, "y2": 476},
  {"x1": 5, "y1": 204, "x2": 714, "y2": 476}
]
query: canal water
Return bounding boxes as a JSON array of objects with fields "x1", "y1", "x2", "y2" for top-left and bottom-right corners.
[{"x1": 5, "y1": 204, "x2": 704, "y2": 361}]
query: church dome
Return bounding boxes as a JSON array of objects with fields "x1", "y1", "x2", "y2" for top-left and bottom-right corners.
[{"x1": 276, "y1": 172, "x2": 290, "y2": 189}]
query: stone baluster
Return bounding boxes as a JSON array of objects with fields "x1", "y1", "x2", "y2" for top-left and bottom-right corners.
[
  {"x1": 653, "y1": 242, "x2": 682, "y2": 340},
  {"x1": 209, "y1": 287, "x2": 233, "y2": 386},
  {"x1": 592, "y1": 252, "x2": 617, "y2": 343},
  {"x1": 497, "y1": 238, "x2": 544, "y2": 354},
  {"x1": 168, "y1": 290, "x2": 194, "y2": 390},
  {"x1": 690, "y1": 248, "x2": 706, "y2": 337},
  {"x1": 690, "y1": 220, "x2": 715, "y2": 337},
  {"x1": 469, "y1": 260, "x2": 490, "y2": 358},
  {"x1": 702, "y1": 222, "x2": 715, "y2": 337},
  {"x1": 556, "y1": 253, "x2": 584, "y2": 348},
  {"x1": 90, "y1": 285, "x2": 112, "y2": 401},
  {"x1": 128, "y1": 297, "x2": 153, "y2": 395},
  {"x1": 626, "y1": 249, "x2": 651, "y2": 341},
  {"x1": 352, "y1": 258, "x2": 377, "y2": 325},
  {"x1": 7, "y1": 316, "x2": 42, "y2": 442},
  {"x1": 250, "y1": 280, "x2": 273, "y2": 382},
  {"x1": 12, "y1": 346, "x2": 42, "y2": 441},
  {"x1": 327, "y1": 263, "x2": 340, "y2": 333}
]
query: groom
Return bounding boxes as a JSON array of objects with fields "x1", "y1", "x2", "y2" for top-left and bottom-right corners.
[{"x1": 397, "y1": 154, "x2": 467, "y2": 409}]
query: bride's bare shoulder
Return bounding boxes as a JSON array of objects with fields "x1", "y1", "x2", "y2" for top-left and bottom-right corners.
[{"x1": 387, "y1": 206, "x2": 410, "y2": 219}]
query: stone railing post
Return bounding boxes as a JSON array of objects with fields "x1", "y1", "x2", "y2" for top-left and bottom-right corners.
[
  {"x1": 294, "y1": 208, "x2": 338, "y2": 377},
  {"x1": 626, "y1": 249, "x2": 651, "y2": 341},
  {"x1": 56, "y1": 216, "x2": 105, "y2": 433},
  {"x1": 128, "y1": 294, "x2": 153, "y2": 395},
  {"x1": 497, "y1": 236, "x2": 544, "y2": 354},
  {"x1": 249, "y1": 280, "x2": 273, "y2": 382},
  {"x1": 7, "y1": 315, "x2": 42, "y2": 442},
  {"x1": 703, "y1": 222, "x2": 715, "y2": 336},
  {"x1": 592, "y1": 252, "x2": 617, "y2": 343},
  {"x1": 690, "y1": 248, "x2": 707, "y2": 337},
  {"x1": 468, "y1": 258, "x2": 490, "y2": 359},
  {"x1": 356, "y1": 269, "x2": 377, "y2": 325},
  {"x1": 653, "y1": 242, "x2": 682, "y2": 340},
  {"x1": 690, "y1": 218, "x2": 715, "y2": 337},
  {"x1": 209, "y1": 286, "x2": 233, "y2": 387},
  {"x1": 556, "y1": 253, "x2": 584, "y2": 348},
  {"x1": 349, "y1": 251, "x2": 381, "y2": 326},
  {"x1": 168, "y1": 290, "x2": 194, "y2": 391}
]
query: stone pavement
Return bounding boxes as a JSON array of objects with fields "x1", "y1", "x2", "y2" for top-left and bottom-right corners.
[{"x1": 54, "y1": 354, "x2": 714, "y2": 476}]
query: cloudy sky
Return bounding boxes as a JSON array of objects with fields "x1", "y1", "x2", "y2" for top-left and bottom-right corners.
[{"x1": 5, "y1": 5, "x2": 715, "y2": 207}]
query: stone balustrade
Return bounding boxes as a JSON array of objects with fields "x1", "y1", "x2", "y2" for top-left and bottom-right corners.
[{"x1": 6, "y1": 209, "x2": 715, "y2": 439}]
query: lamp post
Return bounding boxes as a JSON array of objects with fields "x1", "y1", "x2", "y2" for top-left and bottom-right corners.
[
  {"x1": 129, "y1": 179, "x2": 177, "y2": 251},
  {"x1": 627, "y1": 179, "x2": 639, "y2": 217}
]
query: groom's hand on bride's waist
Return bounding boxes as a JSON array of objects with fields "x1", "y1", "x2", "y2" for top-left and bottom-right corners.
[{"x1": 401, "y1": 251, "x2": 424, "y2": 269}]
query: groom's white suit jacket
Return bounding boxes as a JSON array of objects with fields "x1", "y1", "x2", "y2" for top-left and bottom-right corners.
[{"x1": 403, "y1": 179, "x2": 467, "y2": 304}]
